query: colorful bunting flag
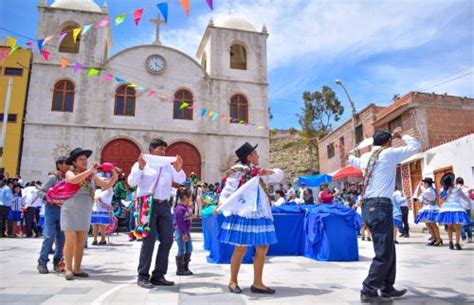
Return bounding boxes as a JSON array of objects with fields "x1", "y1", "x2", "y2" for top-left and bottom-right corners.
[
  {"x1": 73, "y1": 27, "x2": 82, "y2": 43},
  {"x1": 26, "y1": 41, "x2": 33, "y2": 49},
  {"x1": 212, "y1": 112, "x2": 219, "y2": 120},
  {"x1": 60, "y1": 56, "x2": 68, "y2": 70},
  {"x1": 43, "y1": 35, "x2": 54, "y2": 45},
  {"x1": 157, "y1": 3, "x2": 168, "y2": 22},
  {"x1": 82, "y1": 24, "x2": 93, "y2": 35},
  {"x1": 41, "y1": 50, "x2": 50, "y2": 61},
  {"x1": 73, "y1": 62, "x2": 83, "y2": 73},
  {"x1": 6, "y1": 36, "x2": 16, "y2": 49},
  {"x1": 115, "y1": 76, "x2": 125, "y2": 83},
  {"x1": 97, "y1": 19, "x2": 110, "y2": 28},
  {"x1": 206, "y1": 0, "x2": 213, "y2": 10},
  {"x1": 136, "y1": 86, "x2": 146, "y2": 90},
  {"x1": 37, "y1": 39, "x2": 44, "y2": 52},
  {"x1": 8, "y1": 46, "x2": 19, "y2": 56},
  {"x1": 133, "y1": 8, "x2": 144, "y2": 26},
  {"x1": 201, "y1": 108, "x2": 208, "y2": 117},
  {"x1": 103, "y1": 73, "x2": 113, "y2": 81},
  {"x1": 87, "y1": 68, "x2": 99, "y2": 77},
  {"x1": 179, "y1": 0, "x2": 190, "y2": 15},
  {"x1": 115, "y1": 14, "x2": 126, "y2": 26},
  {"x1": 188, "y1": 105, "x2": 194, "y2": 110},
  {"x1": 57, "y1": 32, "x2": 67, "y2": 44},
  {"x1": 0, "y1": 50, "x2": 7, "y2": 64},
  {"x1": 147, "y1": 90, "x2": 157, "y2": 97},
  {"x1": 180, "y1": 102, "x2": 190, "y2": 110}
]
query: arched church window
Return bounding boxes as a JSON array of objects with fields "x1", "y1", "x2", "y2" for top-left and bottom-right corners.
[
  {"x1": 59, "y1": 23, "x2": 81, "y2": 54},
  {"x1": 115, "y1": 85, "x2": 136, "y2": 116},
  {"x1": 52, "y1": 80, "x2": 75, "y2": 112},
  {"x1": 230, "y1": 94, "x2": 248, "y2": 123},
  {"x1": 230, "y1": 44, "x2": 247, "y2": 70},
  {"x1": 173, "y1": 89, "x2": 193, "y2": 120}
]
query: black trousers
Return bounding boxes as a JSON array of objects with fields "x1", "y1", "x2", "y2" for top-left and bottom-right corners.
[
  {"x1": 361, "y1": 197, "x2": 396, "y2": 296},
  {"x1": 137, "y1": 200, "x2": 173, "y2": 280},
  {"x1": 25, "y1": 207, "x2": 39, "y2": 237},
  {"x1": 400, "y1": 206, "x2": 409, "y2": 236},
  {"x1": 0, "y1": 206, "x2": 12, "y2": 236}
]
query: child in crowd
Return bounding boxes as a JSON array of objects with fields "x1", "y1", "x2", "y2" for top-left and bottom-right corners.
[{"x1": 174, "y1": 185, "x2": 194, "y2": 276}]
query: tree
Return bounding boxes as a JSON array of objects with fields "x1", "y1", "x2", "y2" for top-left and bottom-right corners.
[{"x1": 297, "y1": 85, "x2": 344, "y2": 169}]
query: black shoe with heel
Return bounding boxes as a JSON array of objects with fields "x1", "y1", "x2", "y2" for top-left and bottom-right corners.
[
  {"x1": 455, "y1": 243, "x2": 462, "y2": 250},
  {"x1": 250, "y1": 285, "x2": 276, "y2": 294},
  {"x1": 433, "y1": 239, "x2": 443, "y2": 246},
  {"x1": 449, "y1": 241, "x2": 454, "y2": 250},
  {"x1": 228, "y1": 284, "x2": 242, "y2": 294}
]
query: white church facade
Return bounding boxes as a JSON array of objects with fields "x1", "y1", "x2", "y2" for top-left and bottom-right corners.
[{"x1": 21, "y1": 0, "x2": 270, "y2": 182}]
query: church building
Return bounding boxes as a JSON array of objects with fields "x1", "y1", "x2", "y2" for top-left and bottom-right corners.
[{"x1": 21, "y1": 0, "x2": 270, "y2": 182}]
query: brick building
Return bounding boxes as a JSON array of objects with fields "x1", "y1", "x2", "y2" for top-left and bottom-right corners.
[{"x1": 318, "y1": 91, "x2": 474, "y2": 196}]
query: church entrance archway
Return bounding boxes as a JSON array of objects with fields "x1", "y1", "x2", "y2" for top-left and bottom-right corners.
[
  {"x1": 166, "y1": 142, "x2": 202, "y2": 179},
  {"x1": 101, "y1": 138, "x2": 141, "y2": 179}
]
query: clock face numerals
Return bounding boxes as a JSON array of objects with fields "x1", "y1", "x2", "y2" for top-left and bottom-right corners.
[{"x1": 146, "y1": 55, "x2": 166, "y2": 74}]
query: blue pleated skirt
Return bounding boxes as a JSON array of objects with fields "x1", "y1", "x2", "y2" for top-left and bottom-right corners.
[
  {"x1": 218, "y1": 215, "x2": 278, "y2": 246},
  {"x1": 393, "y1": 217, "x2": 402, "y2": 229},
  {"x1": 437, "y1": 211, "x2": 470, "y2": 225},
  {"x1": 7, "y1": 210, "x2": 21, "y2": 221},
  {"x1": 91, "y1": 211, "x2": 112, "y2": 225},
  {"x1": 415, "y1": 209, "x2": 439, "y2": 224}
]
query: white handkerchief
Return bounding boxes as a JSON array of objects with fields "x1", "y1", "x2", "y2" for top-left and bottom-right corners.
[
  {"x1": 354, "y1": 137, "x2": 373, "y2": 151},
  {"x1": 219, "y1": 176, "x2": 260, "y2": 214},
  {"x1": 142, "y1": 154, "x2": 177, "y2": 169}
]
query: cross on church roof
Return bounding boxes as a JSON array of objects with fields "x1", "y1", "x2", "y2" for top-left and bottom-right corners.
[{"x1": 150, "y1": 13, "x2": 167, "y2": 45}]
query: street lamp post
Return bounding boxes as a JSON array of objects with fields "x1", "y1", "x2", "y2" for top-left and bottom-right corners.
[{"x1": 335, "y1": 79, "x2": 358, "y2": 157}]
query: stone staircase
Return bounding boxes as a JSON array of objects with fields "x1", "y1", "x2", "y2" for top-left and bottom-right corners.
[{"x1": 191, "y1": 217, "x2": 203, "y2": 233}]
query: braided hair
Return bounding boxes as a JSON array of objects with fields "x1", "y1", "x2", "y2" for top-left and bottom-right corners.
[{"x1": 175, "y1": 184, "x2": 192, "y2": 208}]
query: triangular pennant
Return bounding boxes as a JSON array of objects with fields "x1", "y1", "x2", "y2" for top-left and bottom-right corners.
[
  {"x1": 60, "y1": 57, "x2": 68, "y2": 70},
  {"x1": 103, "y1": 73, "x2": 113, "y2": 81},
  {"x1": 147, "y1": 90, "x2": 157, "y2": 97},
  {"x1": 97, "y1": 19, "x2": 110, "y2": 28},
  {"x1": 82, "y1": 24, "x2": 93, "y2": 35},
  {"x1": 0, "y1": 50, "x2": 7, "y2": 64},
  {"x1": 133, "y1": 8, "x2": 144, "y2": 25},
  {"x1": 213, "y1": 112, "x2": 219, "y2": 120},
  {"x1": 43, "y1": 35, "x2": 54, "y2": 45},
  {"x1": 57, "y1": 32, "x2": 68, "y2": 44},
  {"x1": 115, "y1": 14, "x2": 126, "y2": 26},
  {"x1": 73, "y1": 27, "x2": 82, "y2": 43},
  {"x1": 115, "y1": 76, "x2": 125, "y2": 83},
  {"x1": 206, "y1": 0, "x2": 213, "y2": 10},
  {"x1": 41, "y1": 50, "x2": 50, "y2": 61},
  {"x1": 87, "y1": 68, "x2": 99, "y2": 77},
  {"x1": 37, "y1": 39, "x2": 44, "y2": 52},
  {"x1": 6, "y1": 36, "x2": 16, "y2": 49},
  {"x1": 178, "y1": 0, "x2": 190, "y2": 15},
  {"x1": 136, "y1": 86, "x2": 146, "y2": 91},
  {"x1": 157, "y1": 3, "x2": 168, "y2": 22},
  {"x1": 180, "y1": 102, "x2": 190, "y2": 110},
  {"x1": 201, "y1": 108, "x2": 208, "y2": 117},
  {"x1": 25, "y1": 41, "x2": 33, "y2": 49},
  {"x1": 8, "y1": 46, "x2": 19, "y2": 56},
  {"x1": 73, "y1": 62, "x2": 83, "y2": 73}
]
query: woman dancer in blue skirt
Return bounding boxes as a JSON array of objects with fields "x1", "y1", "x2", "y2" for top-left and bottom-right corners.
[
  {"x1": 215, "y1": 142, "x2": 283, "y2": 294},
  {"x1": 415, "y1": 178, "x2": 442, "y2": 246},
  {"x1": 437, "y1": 173, "x2": 471, "y2": 250}
]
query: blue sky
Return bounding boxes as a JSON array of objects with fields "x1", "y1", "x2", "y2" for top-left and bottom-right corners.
[{"x1": 1, "y1": 0, "x2": 473, "y2": 129}]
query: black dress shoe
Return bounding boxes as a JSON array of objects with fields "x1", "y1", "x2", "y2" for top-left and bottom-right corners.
[
  {"x1": 250, "y1": 285, "x2": 276, "y2": 294},
  {"x1": 455, "y1": 243, "x2": 462, "y2": 250},
  {"x1": 360, "y1": 293, "x2": 392, "y2": 303},
  {"x1": 137, "y1": 278, "x2": 154, "y2": 289},
  {"x1": 449, "y1": 241, "x2": 454, "y2": 250},
  {"x1": 228, "y1": 284, "x2": 242, "y2": 294},
  {"x1": 381, "y1": 288, "x2": 407, "y2": 298},
  {"x1": 150, "y1": 277, "x2": 175, "y2": 286}
]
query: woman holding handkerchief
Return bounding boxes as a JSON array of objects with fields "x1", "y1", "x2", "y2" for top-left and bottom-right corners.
[
  {"x1": 215, "y1": 142, "x2": 284, "y2": 295},
  {"x1": 128, "y1": 138, "x2": 186, "y2": 289}
]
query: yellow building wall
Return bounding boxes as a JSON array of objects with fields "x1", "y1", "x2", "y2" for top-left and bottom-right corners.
[{"x1": 0, "y1": 46, "x2": 32, "y2": 177}]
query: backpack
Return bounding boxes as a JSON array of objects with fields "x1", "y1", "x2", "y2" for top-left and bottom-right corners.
[{"x1": 45, "y1": 180, "x2": 81, "y2": 206}]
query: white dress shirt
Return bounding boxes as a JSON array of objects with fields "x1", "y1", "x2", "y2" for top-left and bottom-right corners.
[
  {"x1": 272, "y1": 197, "x2": 286, "y2": 207},
  {"x1": 392, "y1": 190, "x2": 408, "y2": 207},
  {"x1": 349, "y1": 135, "x2": 421, "y2": 199},
  {"x1": 22, "y1": 186, "x2": 43, "y2": 208},
  {"x1": 128, "y1": 162, "x2": 186, "y2": 200}
]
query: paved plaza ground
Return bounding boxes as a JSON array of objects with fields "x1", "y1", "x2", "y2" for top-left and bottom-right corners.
[{"x1": 0, "y1": 231, "x2": 473, "y2": 305}]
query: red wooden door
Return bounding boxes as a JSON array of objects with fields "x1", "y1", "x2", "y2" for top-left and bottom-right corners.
[
  {"x1": 101, "y1": 139, "x2": 141, "y2": 179},
  {"x1": 166, "y1": 142, "x2": 201, "y2": 179}
]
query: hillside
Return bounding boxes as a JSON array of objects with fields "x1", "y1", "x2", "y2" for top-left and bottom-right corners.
[{"x1": 269, "y1": 133, "x2": 318, "y2": 176}]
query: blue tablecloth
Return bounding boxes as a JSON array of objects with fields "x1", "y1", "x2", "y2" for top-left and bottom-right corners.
[
  {"x1": 267, "y1": 213, "x2": 305, "y2": 256},
  {"x1": 304, "y1": 204, "x2": 361, "y2": 261}
]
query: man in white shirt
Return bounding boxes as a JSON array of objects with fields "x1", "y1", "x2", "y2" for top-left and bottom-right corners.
[
  {"x1": 272, "y1": 190, "x2": 286, "y2": 206},
  {"x1": 393, "y1": 187, "x2": 409, "y2": 238},
  {"x1": 456, "y1": 177, "x2": 473, "y2": 243},
  {"x1": 349, "y1": 127, "x2": 420, "y2": 303},
  {"x1": 286, "y1": 183, "x2": 295, "y2": 201},
  {"x1": 128, "y1": 138, "x2": 186, "y2": 289},
  {"x1": 23, "y1": 182, "x2": 44, "y2": 238}
]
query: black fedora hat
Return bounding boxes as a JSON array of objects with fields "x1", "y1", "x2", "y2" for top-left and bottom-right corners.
[
  {"x1": 441, "y1": 172, "x2": 455, "y2": 187},
  {"x1": 235, "y1": 142, "x2": 258, "y2": 163},
  {"x1": 422, "y1": 177, "x2": 434, "y2": 184},
  {"x1": 66, "y1": 148, "x2": 93, "y2": 165}
]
